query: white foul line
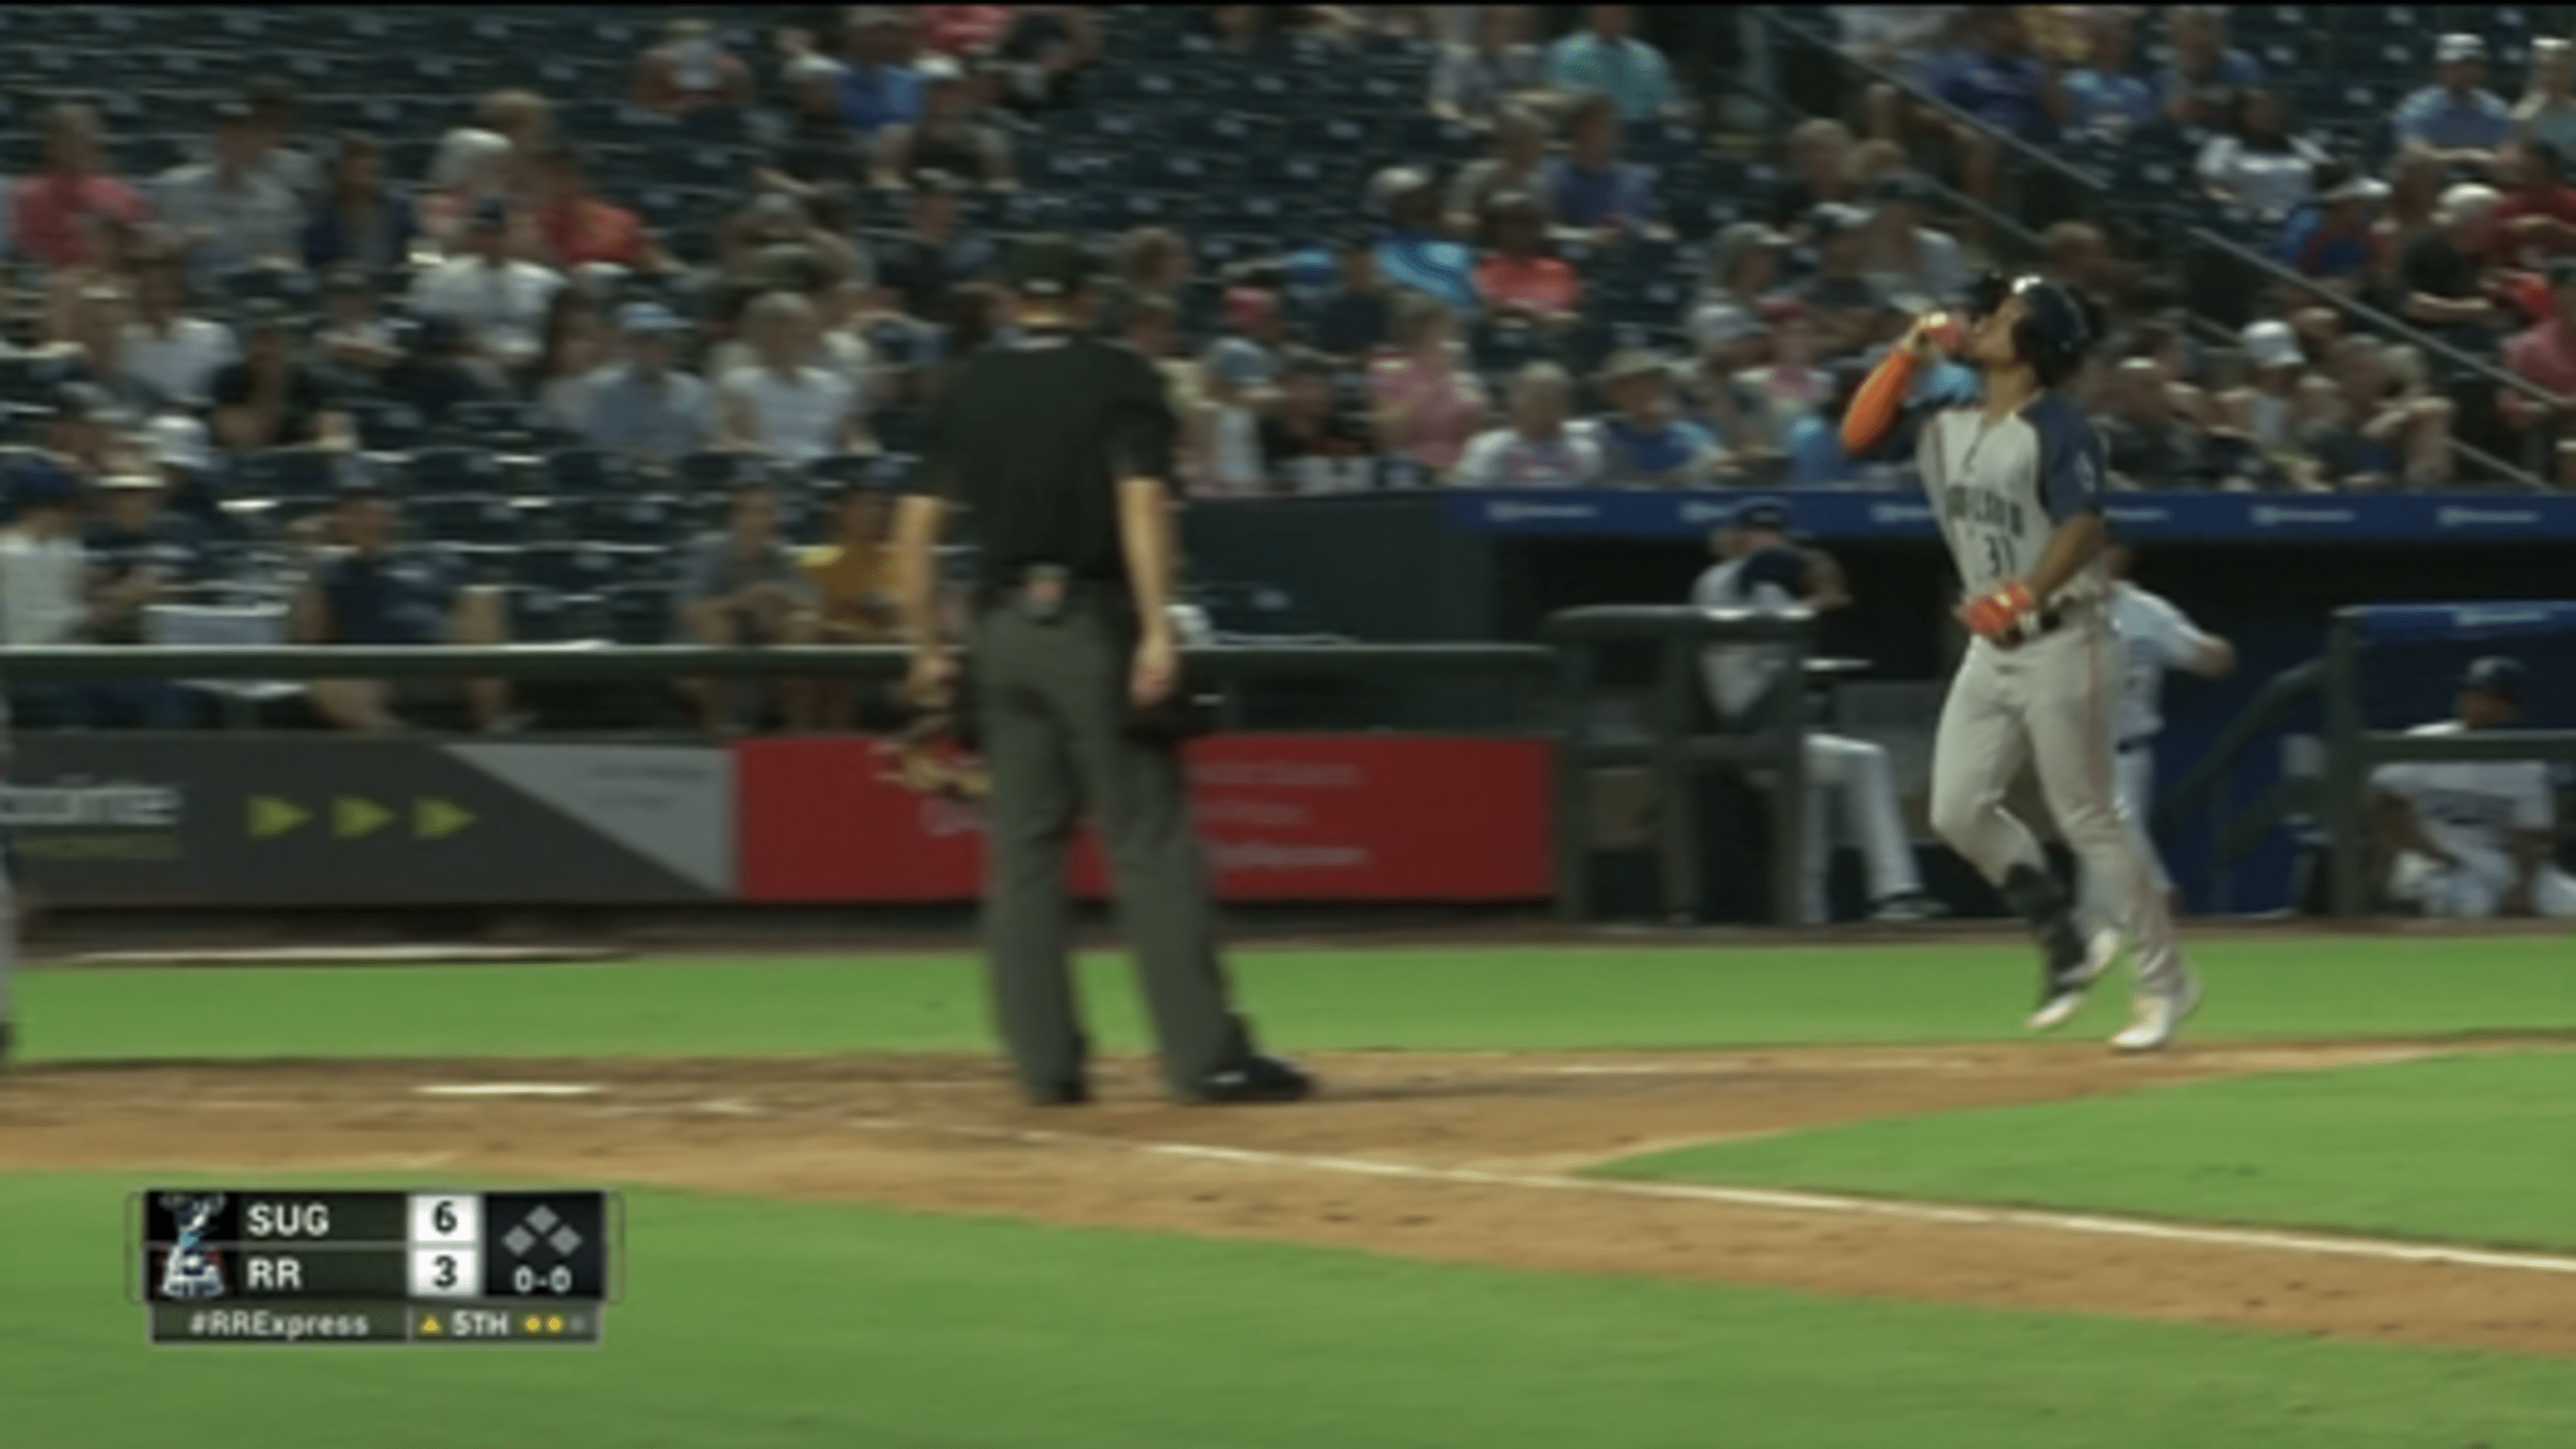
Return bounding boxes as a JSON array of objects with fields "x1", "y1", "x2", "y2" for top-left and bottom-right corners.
[{"x1": 844, "y1": 1115, "x2": 2576, "y2": 1279}]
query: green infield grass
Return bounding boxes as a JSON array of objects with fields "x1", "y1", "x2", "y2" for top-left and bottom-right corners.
[
  {"x1": 1602, "y1": 1048, "x2": 2576, "y2": 1251},
  {"x1": 5, "y1": 1172, "x2": 2574, "y2": 1449},
  {"x1": 13, "y1": 936, "x2": 2574, "y2": 1062}
]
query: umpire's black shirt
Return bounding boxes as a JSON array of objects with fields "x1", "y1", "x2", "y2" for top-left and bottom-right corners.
[{"x1": 921, "y1": 330, "x2": 1179, "y2": 589}]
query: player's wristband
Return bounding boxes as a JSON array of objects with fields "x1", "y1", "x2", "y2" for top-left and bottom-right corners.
[{"x1": 1961, "y1": 580, "x2": 2038, "y2": 639}]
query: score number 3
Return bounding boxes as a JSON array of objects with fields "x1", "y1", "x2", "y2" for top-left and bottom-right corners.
[{"x1": 408, "y1": 1246, "x2": 481, "y2": 1299}]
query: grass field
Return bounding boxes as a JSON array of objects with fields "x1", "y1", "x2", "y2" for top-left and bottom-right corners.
[
  {"x1": 14, "y1": 935, "x2": 2576, "y2": 1061},
  {"x1": 6, "y1": 934, "x2": 2573, "y2": 1447},
  {"x1": 1606, "y1": 1048, "x2": 2576, "y2": 1252}
]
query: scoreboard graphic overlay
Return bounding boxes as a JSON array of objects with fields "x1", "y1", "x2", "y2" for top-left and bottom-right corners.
[{"x1": 133, "y1": 1189, "x2": 621, "y2": 1347}]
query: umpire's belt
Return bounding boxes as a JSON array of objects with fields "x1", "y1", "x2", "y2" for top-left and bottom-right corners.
[
  {"x1": 2116, "y1": 735, "x2": 2153, "y2": 755},
  {"x1": 977, "y1": 565, "x2": 1117, "y2": 621}
]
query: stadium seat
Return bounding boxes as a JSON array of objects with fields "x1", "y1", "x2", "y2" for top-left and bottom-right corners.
[
  {"x1": 543, "y1": 449, "x2": 641, "y2": 496},
  {"x1": 606, "y1": 582, "x2": 678, "y2": 646},
  {"x1": 572, "y1": 494, "x2": 688, "y2": 547},
  {"x1": 403, "y1": 447, "x2": 507, "y2": 496},
  {"x1": 230, "y1": 449, "x2": 345, "y2": 506},
  {"x1": 405, "y1": 495, "x2": 524, "y2": 545},
  {"x1": 803, "y1": 453, "x2": 893, "y2": 491},
  {"x1": 673, "y1": 451, "x2": 770, "y2": 495}
]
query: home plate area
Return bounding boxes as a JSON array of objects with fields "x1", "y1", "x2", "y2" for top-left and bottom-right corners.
[{"x1": 5, "y1": 1042, "x2": 2570, "y2": 1358}]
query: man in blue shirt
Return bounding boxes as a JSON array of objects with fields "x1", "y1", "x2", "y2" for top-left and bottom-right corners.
[
  {"x1": 1545, "y1": 92, "x2": 1661, "y2": 236},
  {"x1": 2273, "y1": 171, "x2": 2386, "y2": 288},
  {"x1": 2157, "y1": 5, "x2": 2260, "y2": 132},
  {"x1": 292, "y1": 480, "x2": 517, "y2": 732},
  {"x1": 1592, "y1": 351, "x2": 1722, "y2": 484},
  {"x1": 1927, "y1": 7, "x2": 2062, "y2": 143},
  {"x1": 838, "y1": 8, "x2": 924, "y2": 137},
  {"x1": 581, "y1": 302, "x2": 710, "y2": 463},
  {"x1": 2062, "y1": 10, "x2": 2155, "y2": 138},
  {"x1": 2395, "y1": 34, "x2": 2514, "y2": 169},
  {"x1": 1368, "y1": 168, "x2": 1479, "y2": 315},
  {"x1": 1542, "y1": 4, "x2": 1679, "y2": 123},
  {"x1": 1919, "y1": 8, "x2": 2064, "y2": 225}
]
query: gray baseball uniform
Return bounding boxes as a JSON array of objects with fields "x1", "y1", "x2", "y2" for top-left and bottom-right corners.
[{"x1": 1914, "y1": 391, "x2": 2185, "y2": 991}]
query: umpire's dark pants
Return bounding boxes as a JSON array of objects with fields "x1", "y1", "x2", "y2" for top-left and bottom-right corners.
[{"x1": 973, "y1": 595, "x2": 1250, "y2": 1098}]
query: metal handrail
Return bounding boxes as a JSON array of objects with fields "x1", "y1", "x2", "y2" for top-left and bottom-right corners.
[
  {"x1": 2185, "y1": 226, "x2": 2562, "y2": 413},
  {"x1": 0, "y1": 643, "x2": 1560, "y2": 683},
  {"x1": 2150, "y1": 657, "x2": 2322, "y2": 839},
  {"x1": 1742, "y1": 8, "x2": 2108, "y2": 194}
]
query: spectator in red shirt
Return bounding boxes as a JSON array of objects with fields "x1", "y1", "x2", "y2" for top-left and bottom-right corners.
[
  {"x1": 1473, "y1": 191, "x2": 1580, "y2": 328},
  {"x1": 9, "y1": 103, "x2": 150, "y2": 269},
  {"x1": 2491, "y1": 138, "x2": 2576, "y2": 270},
  {"x1": 527, "y1": 145, "x2": 667, "y2": 273},
  {"x1": 919, "y1": 5, "x2": 1012, "y2": 57},
  {"x1": 631, "y1": 19, "x2": 755, "y2": 115},
  {"x1": 2500, "y1": 257, "x2": 2576, "y2": 439}
]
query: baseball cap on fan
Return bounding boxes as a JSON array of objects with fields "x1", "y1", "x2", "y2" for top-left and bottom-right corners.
[
  {"x1": 2436, "y1": 33, "x2": 2486, "y2": 64},
  {"x1": 2460, "y1": 656, "x2": 2527, "y2": 704},
  {"x1": 1010, "y1": 233, "x2": 1090, "y2": 300},
  {"x1": 2240, "y1": 319, "x2": 2303, "y2": 372}
]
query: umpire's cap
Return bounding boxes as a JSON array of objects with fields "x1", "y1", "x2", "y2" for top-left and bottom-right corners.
[
  {"x1": 2460, "y1": 656, "x2": 2527, "y2": 704},
  {"x1": 1010, "y1": 232, "x2": 1091, "y2": 300},
  {"x1": 1968, "y1": 272, "x2": 2093, "y2": 386}
]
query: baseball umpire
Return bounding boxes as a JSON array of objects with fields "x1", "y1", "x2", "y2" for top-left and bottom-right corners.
[{"x1": 890, "y1": 234, "x2": 1312, "y2": 1106}]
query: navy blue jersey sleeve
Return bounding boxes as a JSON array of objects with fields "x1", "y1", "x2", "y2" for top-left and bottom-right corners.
[
  {"x1": 2027, "y1": 392, "x2": 2106, "y2": 522},
  {"x1": 1735, "y1": 546, "x2": 1812, "y2": 601}
]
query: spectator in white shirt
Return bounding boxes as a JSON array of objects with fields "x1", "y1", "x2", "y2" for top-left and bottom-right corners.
[
  {"x1": 155, "y1": 100, "x2": 305, "y2": 288},
  {"x1": 0, "y1": 456, "x2": 97, "y2": 735},
  {"x1": 121, "y1": 259, "x2": 239, "y2": 408},
  {"x1": 2196, "y1": 87, "x2": 2330, "y2": 220},
  {"x1": 1857, "y1": 170, "x2": 1968, "y2": 306},
  {"x1": 716, "y1": 290, "x2": 869, "y2": 464},
  {"x1": 1455, "y1": 361, "x2": 1605, "y2": 486},
  {"x1": 409, "y1": 196, "x2": 564, "y2": 370}
]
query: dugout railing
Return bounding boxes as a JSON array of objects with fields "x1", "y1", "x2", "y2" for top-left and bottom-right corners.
[
  {"x1": 1541, "y1": 605, "x2": 1815, "y2": 928},
  {"x1": 0, "y1": 610, "x2": 1819, "y2": 925}
]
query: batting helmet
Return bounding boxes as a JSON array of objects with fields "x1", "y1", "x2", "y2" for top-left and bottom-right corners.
[{"x1": 1967, "y1": 272, "x2": 2093, "y2": 387}]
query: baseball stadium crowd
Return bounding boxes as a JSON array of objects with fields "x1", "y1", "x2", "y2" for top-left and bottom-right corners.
[{"x1": 0, "y1": 4, "x2": 2568, "y2": 731}]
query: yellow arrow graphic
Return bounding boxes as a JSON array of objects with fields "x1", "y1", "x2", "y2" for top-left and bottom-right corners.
[
  {"x1": 416, "y1": 797, "x2": 475, "y2": 839},
  {"x1": 248, "y1": 796, "x2": 309, "y2": 839},
  {"x1": 335, "y1": 797, "x2": 393, "y2": 839}
]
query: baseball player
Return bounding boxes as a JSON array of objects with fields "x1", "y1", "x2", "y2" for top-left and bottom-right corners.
[
  {"x1": 2103, "y1": 542, "x2": 2236, "y2": 911},
  {"x1": 1841, "y1": 273, "x2": 2200, "y2": 1051},
  {"x1": 1692, "y1": 498, "x2": 1945, "y2": 925},
  {"x1": 2369, "y1": 657, "x2": 2576, "y2": 918}
]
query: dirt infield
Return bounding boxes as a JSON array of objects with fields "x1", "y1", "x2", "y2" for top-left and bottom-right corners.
[{"x1": 8, "y1": 1041, "x2": 2573, "y2": 1358}]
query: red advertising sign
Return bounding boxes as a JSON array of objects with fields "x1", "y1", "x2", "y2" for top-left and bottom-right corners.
[{"x1": 735, "y1": 735, "x2": 1553, "y2": 903}]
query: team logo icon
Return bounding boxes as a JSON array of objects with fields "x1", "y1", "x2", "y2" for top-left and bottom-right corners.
[{"x1": 157, "y1": 1192, "x2": 229, "y2": 1301}]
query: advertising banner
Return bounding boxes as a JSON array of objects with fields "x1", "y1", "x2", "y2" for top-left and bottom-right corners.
[
  {"x1": 1443, "y1": 486, "x2": 2576, "y2": 543},
  {"x1": 735, "y1": 735, "x2": 1554, "y2": 903},
  {"x1": 4, "y1": 738, "x2": 733, "y2": 906}
]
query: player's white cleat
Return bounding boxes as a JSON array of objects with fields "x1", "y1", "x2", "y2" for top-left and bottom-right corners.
[
  {"x1": 2025, "y1": 927, "x2": 2120, "y2": 1031},
  {"x1": 2111, "y1": 971, "x2": 2202, "y2": 1052}
]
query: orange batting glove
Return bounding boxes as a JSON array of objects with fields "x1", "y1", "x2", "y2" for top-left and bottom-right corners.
[{"x1": 1958, "y1": 580, "x2": 2038, "y2": 641}]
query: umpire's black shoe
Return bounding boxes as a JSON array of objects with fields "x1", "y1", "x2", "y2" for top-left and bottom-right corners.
[
  {"x1": 1026, "y1": 1080, "x2": 1092, "y2": 1107},
  {"x1": 1192, "y1": 1054, "x2": 1316, "y2": 1104}
]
